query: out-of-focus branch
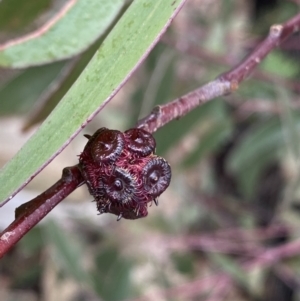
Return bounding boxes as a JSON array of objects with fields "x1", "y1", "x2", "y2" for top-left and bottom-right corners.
[
  {"x1": 220, "y1": 14, "x2": 300, "y2": 82},
  {"x1": 0, "y1": 165, "x2": 84, "y2": 259},
  {"x1": 128, "y1": 238, "x2": 300, "y2": 301},
  {"x1": 137, "y1": 13, "x2": 300, "y2": 133},
  {"x1": 136, "y1": 224, "x2": 291, "y2": 259},
  {"x1": 209, "y1": 239, "x2": 300, "y2": 300},
  {"x1": 127, "y1": 274, "x2": 226, "y2": 301},
  {"x1": 162, "y1": 35, "x2": 300, "y2": 93}
]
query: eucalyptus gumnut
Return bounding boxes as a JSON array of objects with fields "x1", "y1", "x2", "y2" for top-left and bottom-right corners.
[
  {"x1": 142, "y1": 157, "x2": 171, "y2": 198},
  {"x1": 85, "y1": 127, "x2": 125, "y2": 164},
  {"x1": 79, "y1": 127, "x2": 172, "y2": 220},
  {"x1": 124, "y1": 128, "x2": 156, "y2": 157},
  {"x1": 103, "y1": 167, "x2": 137, "y2": 203}
]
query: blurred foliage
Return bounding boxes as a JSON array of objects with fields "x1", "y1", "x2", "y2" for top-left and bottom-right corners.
[
  {"x1": 1, "y1": 0, "x2": 300, "y2": 301},
  {"x1": 0, "y1": 0, "x2": 125, "y2": 67},
  {"x1": 0, "y1": 0, "x2": 51, "y2": 35}
]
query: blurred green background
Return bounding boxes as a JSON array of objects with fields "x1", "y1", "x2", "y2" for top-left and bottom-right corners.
[{"x1": 1, "y1": 0, "x2": 300, "y2": 300}]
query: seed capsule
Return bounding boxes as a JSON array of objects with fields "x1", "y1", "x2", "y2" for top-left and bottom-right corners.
[
  {"x1": 124, "y1": 128, "x2": 156, "y2": 157},
  {"x1": 104, "y1": 167, "x2": 137, "y2": 203},
  {"x1": 142, "y1": 157, "x2": 171, "y2": 198},
  {"x1": 87, "y1": 128, "x2": 125, "y2": 164}
]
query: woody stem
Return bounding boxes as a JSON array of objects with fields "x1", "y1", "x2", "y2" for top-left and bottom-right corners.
[{"x1": 0, "y1": 165, "x2": 84, "y2": 259}]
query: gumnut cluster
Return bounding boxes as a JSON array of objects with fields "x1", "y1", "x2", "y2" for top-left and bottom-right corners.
[{"x1": 79, "y1": 127, "x2": 172, "y2": 220}]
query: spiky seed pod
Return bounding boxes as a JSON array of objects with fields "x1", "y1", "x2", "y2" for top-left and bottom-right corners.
[{"x1": 79, "y1": 127, "x2": 171, "y2": 220}]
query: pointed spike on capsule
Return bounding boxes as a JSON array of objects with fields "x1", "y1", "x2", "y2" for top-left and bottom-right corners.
[
  {"x1": 84, "y1": 134, "x2": 92, "y2": 139},
  {"x1": 117, "y1": 213, "x2": 123, "y2": 221},
  {"x1": 154, "y1": 198, "x2": 159, "y2": 206},
  {"x1": 136, "y1": 207, "x2": 141, "y2": 216}
]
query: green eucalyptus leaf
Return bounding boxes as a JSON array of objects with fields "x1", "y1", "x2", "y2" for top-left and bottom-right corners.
[
  {"x1": 0, "y1": 60, "x2": 67, "y2": 115},
  {"x1": 208, "y1": 252, "x2": 249, "y2": 288},
  {"x1": 0, "y1": 0, "x2": 125, "y2": 67},
  {"x1": 92, "y1": 246, "x2": 132, "y2": 300},
  {"x1": 0, "y1": 0, "x2": 51, "y2": 33},
  {"x1": 260, "y1": 51, "x2": 299, "y2": 79},
  {"x1": 182, "y1": 119, "x2": 232, "y2": 167},
  {"x1": 43, "y1": 220, "x2": 92, "y2": 285},
  {"x1": 155, "y1": 99, "x2": 228, "y2": 155},
  {"x1": 227, "y1": 118, "x2": 282, "y2": 174},
  {"x1": 23, "y1": 39, "x2": 103, "y2": 130},
  {"x1": 227, "y1": 113, "x2": 300, "y2": 198}
]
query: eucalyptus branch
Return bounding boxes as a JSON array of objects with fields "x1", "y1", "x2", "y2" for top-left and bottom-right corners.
[
  {"x1": 1, "y1": 12, "x2": 299, "y2": 260},
  {"x1": 0, "y1": 127, "x2": 170, "y2": 258},
  {"x1": 162, "y1": 36, "x2": 300, "y2": 93},
  {"x1": 129, "y1": 239, "x2": 300, "y2": 301},
  {"x1": 137, "y1": 12, "x2": 300, "y2": 133},
  {"x1": 0, "y1": 165, "x2": 84, "y2": 259}
]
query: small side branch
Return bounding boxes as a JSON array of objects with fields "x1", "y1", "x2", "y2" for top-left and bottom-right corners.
[
  {"x1": 137, "y1": 13, "x2": 300, "y2": 133},
  {"x1": 220, "y1": 13, "x2": 300, "y2": 83},
  {"x1": 0, "y1": 165, "x2": 84, "y2": 259},
  {"x1": 137, "y1": 80, "x2": 232, "y2": 132}
]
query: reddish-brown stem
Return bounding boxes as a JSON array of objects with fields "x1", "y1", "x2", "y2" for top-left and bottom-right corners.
[
  {"x1": 127, "y1": 238, "x2": 300, "y2": 301},
  {"x1": 127, "y1": 274, "x2": 226, "y2": 301},
  {"x1": 220, "y1": 13, "x2": 300, "y2": 82},
  {"x1": 162, "y1": 36, "x2": 300, "y2": 93},
  {"x1": 137, "y1": 13, "x2": 300, "y2": 133},
  {"x1": 0, "y1": 165, "x2": 84, "y2": 259},
  {"x1": 136, "y1": 79, "x2": 232, "y2": 133}
]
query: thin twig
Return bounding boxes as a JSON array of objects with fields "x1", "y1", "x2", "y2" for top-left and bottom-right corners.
[
  {"x1": 206, "y1": 239, "x2": 300, "y2": 300},
  {"x1": 127, "y1": 238, "x2": 300, "y2": 301},
  {"x1": 247, "y1": 239, "x2": 300, "y2": 270},
  {"x1": 162, "y1": 35, "x2": 300, "y2": 93},
  {"x1": 137, "y1": 13, "x2": 300, "y2": 133},
  {"x1": 127, "y1": 274, "x2": 226, "y2": 301},
  {"x1": 137, "y1": 224, "x2": 292, "y2": 262},
  {"x1": 0, "y1": 165, "x2": 84, "y2": 259},
  {"x1": 136, "y1": 79, "x2": 232, "y2": 132},
  {"x1": 205, "y1": 277, "x2": 231, "y2": 301}
]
